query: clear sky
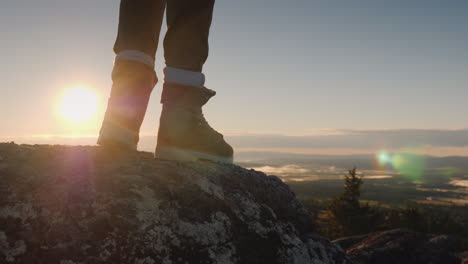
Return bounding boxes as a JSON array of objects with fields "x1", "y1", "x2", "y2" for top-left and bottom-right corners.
[{"x1": 1, "y1": 0, "x2": 467, "y2": 153}]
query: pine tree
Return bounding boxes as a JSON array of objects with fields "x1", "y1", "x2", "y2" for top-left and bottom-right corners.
[
  {"x1": 341, "y1": 167, "x2": 362, "y2": 209},
  {"x1": 327, "y1": 167, "x2": 376, "y2": 236}
]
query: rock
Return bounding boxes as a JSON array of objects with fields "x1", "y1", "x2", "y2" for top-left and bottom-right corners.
[
  {"x1": 0, "y1": 143, "x2": 350, "y2": 264},
  {"x1": 333, "y1": 228, "x2": 460, "y2": 264}
]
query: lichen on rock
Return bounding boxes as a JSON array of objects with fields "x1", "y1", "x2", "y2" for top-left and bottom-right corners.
[{"x1": 0, "y1": 143, "x2": 350, "y2": 264}]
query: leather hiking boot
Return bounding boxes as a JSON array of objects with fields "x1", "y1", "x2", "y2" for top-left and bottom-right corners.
[
  {"x1": 97, "y1": 60, "x2": 156, "y2": 151},
  {"x1": 155, "y1": 83, "x2": 233, "y2": 163}
]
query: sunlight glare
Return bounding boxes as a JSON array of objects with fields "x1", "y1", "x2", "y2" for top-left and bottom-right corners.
[{"x1": 60, "y1": 87, "x2": 98, "y2": 122}]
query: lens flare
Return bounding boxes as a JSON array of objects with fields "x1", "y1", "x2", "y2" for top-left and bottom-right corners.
[
  {"x1": 392, "y1": 153, "x2": 425, "y2": 180},
  {"x1": 375, "y1": 149, "x2": 426, "y2": 181},
  {"x1": 377, "y1": 150, "x2": 391, "y2": 166}
]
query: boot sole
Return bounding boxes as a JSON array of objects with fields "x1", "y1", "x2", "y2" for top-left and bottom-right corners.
[{"x1": 155, "y1": 147, "x2": 233, "y2": 164}]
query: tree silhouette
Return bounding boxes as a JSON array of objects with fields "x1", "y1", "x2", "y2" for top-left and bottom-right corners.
[{"x1": 328, "y1": 167, "x2": 378, "y2": 236}]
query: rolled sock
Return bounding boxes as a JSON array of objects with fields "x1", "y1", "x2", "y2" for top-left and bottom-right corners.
[
  {"x1": 164, "y1": 66, "x2": 205, "y2": 87},
  {"x1": 116, "y1": 50, "x2": 155, "y2": 68}
]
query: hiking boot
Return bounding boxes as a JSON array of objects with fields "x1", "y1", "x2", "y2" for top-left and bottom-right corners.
[
  {"x1": 155, "y1": 83, "x2": 233, "y2": 163},
  {"x1": 97, "y1": 60, "x2": 156, "y2": 151}
]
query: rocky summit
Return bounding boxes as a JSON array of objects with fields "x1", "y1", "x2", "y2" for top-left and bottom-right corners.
[{"x1": 0, "y1": 143, "x2": 350, "y2": 264}]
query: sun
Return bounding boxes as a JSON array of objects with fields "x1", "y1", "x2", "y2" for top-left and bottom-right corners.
[{"x1": 60, "y1": 86, "x2": 98, "y2": 121}]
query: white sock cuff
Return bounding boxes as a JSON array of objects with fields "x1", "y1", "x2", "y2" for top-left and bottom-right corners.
[
  {"x1": 164, "y1": 67, "x2": 205, "y2": 87},
  {"x1": 115, "y1": 50, "x2": 155, "y2": 68}
]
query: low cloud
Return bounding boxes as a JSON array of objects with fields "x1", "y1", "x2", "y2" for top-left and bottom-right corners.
[
  {"x1": 251, "y1": 165, "x2": 310, "y2": 176},
  {"x1": 226, "y1": 129, "x2": 468, "y2": 149}
]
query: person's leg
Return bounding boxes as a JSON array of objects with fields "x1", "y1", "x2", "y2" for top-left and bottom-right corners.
[
  {"x1": 155, "y1": 0, "x2": 233, "y2": 163},
  {"x1": 164, "y1": 0, "x2": 214, "y2": 72},
  {"x1": 114, "y1": 0, "x2": 166, "y2": 62},
  {"x1": 98, "y1": 0, "x2": 166, "y2": 151}
]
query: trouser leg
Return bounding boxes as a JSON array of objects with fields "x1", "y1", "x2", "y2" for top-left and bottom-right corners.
[
  {"x1": 164, "y1": 0, "x2": 215, "y2": 72},
  {"x1": 114, "y1": 0, "x2": 166, "y2": 63},
  {"x1": 98, "y1": 0, "x2": 166, "y2": 150}
]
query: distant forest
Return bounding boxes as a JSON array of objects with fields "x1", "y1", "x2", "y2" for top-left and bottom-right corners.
[{"x1": 294, "y1": 168, "x2": 468, "y2": 252}]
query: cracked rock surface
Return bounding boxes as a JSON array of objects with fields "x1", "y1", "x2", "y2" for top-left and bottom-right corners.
[{"x1": 0, "y1": 143, "x2": 350, "y2": 264}]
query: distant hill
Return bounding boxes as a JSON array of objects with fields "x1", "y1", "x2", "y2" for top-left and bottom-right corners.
[{"x1": 235, "y1": 151, "x2": 468, "y2": 172}]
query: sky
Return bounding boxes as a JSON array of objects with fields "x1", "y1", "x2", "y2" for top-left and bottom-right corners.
[{"x1": 1, "y1": 0, "x2": 467, "y2": 155}]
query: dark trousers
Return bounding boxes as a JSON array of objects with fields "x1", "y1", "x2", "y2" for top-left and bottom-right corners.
[{"x1": 113, "y1": 0, "x2": 215, "y2": 72}]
